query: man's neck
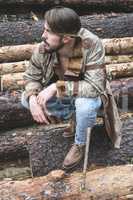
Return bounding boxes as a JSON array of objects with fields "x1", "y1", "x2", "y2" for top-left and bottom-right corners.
[{"x1": 58, "y1": 38, "x2": 76, "y2": 58}]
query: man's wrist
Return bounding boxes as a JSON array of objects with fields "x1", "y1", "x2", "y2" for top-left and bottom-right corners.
[{"x1": 29, "y1": 95, "x2": 37, "y2": 103}]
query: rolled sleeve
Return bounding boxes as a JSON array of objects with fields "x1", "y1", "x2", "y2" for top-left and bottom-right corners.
[{"x1": 23, "y1": 45, "x2": 44, "y2": 100}]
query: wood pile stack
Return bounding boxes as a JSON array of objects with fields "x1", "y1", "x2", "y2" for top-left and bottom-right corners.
[
  {"x1": 0, "y1": 38, "x2": 133, "y2": 109},
  {"x1": 0, "y1": 0, "x2": 133, "y2": 191}
]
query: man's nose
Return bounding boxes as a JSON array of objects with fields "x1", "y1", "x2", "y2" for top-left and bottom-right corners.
[
  {"x1": 42, "y1": 33, "x2": 45, "y2": 40},
  {"x1": 42, "y1": 30, "x2": 47, "y2": 39}
]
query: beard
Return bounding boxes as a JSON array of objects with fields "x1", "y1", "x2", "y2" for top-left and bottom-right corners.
[{"x1": 42, "y1": 39, "x2": 64, "y2": 53}]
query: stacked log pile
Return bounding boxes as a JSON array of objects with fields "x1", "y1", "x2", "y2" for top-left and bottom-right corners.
[
  {"x1": 0, "y1": 0, "x2": 133, "y2": 187},
  {"x1": 0, "y1": 37, "x2": 133, "y2": 108}
]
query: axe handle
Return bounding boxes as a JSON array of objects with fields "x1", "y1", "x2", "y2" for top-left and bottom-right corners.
[
  {"x1": 80, "y1": 127, "x2": 92, "y2": 191},
  {"x1": 83, "y1": 127, "x2": 92, "y2": 174}
]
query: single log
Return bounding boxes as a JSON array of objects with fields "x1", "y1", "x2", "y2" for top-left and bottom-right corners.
[
  {"x1": 0, "y1": 124, "x2": 70, "y2": 160},
  {"x1": 0, "y1": 92, "x2": 33, "y2": 130},
  {"x1": 0, "y1": 13, "x2": 133, "y2": 46},
  {"x1": 0, "y1": 166, "x2": 31, "y2": 180},
  {"x1": 0, "y1": 60, "x2": 28, "y2": 75},
  {"x1": 0, "y1": 165, "x2": 133, "y2": 200},
  {"x1": 0, "y1": 129, "x2": 28, "y2": 160},
  {"x1": 106, "y1": 62, "x2": 133, "y2": 80},
  {"x1": 0, "y1": 43, "x2": 36, "y2": 62},
  {"x1": 1, "y1": 72, "x2": 25, "y2": 91},
  {"x1": 105, "y1": 54, "x2": 133, "y2": 64},
  {"x1": 0, "y1": 0, "x2": 133, "y2": 12},
  {"x1": 102, "y1": 37, "x2": 133, "y2": 55},
  {"x1": 81, "y1": 13, "x2": 133, "y2": 40}
]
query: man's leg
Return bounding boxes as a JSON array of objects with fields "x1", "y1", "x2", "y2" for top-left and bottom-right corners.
[{"x1": 63, "y1": 96, "x2": 102, "y2": 169}]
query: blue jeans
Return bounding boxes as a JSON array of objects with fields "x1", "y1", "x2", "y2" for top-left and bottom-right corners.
[{"x1": 21, "y1": 92, "x2": 101, "y2": 145}]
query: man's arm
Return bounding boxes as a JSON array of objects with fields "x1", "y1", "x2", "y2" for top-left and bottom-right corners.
[
  {"x1": 23, "y1": 45, "x2": 44, "y2": 101},
  {"x1": 23, "y1": 44, "x2": 51, "y2": 124}
]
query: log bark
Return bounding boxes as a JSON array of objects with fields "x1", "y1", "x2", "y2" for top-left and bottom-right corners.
[
  {"x1": 110, "y1": 77, "x2": 133, "y2": 110},
  {"x1": 0, "y1": 13, "x2": 133, "y2": 46},
  {"x1": 0, "y1": 166, "x2": 31, "y2": 180},
  {"x1": 2, "y1": 56, "x2": 133, "y2": 76},
  {"x1": 0, "y1": 43, "x2": 36, "y2": 62},
  {"x1": 105, "y1": 55, "x2": 133, "y2": 64},
  {"x1": 0, "y1": 165, "x2": 133, "y2": 200},
  {"x1": 102, "y1": 37, "x2": 133, "y2": 55},
  {"x1": 0, "y1": 125, "x2": 47, "y2": 160},
  {"x1": 0, "y1": 116, "x2": 133, "y2": 177},
  {"x1": 106, "y1": 62, "x2": 133, "y2": 79},
  {"x1": 0, "y1": 77, "x2": 133, "y2": 130},
  {"x1": 0, "y1": 36, "x2": 133, "y2": 63},
  {"x1": 0, "y1": 124, "x2": 70, "y2": 160},
  {"x1": 0, "y1": 61, "x2": 28, "y2": 75},
  {"x1": 0, "y1": 92, "x2": 33, "y2": 130},
  {"x1": 0, "y1": 0, "x2": 133, "y2": 12},
  {"x1": 1, "y1": 72, "x2": 25, "y2": 91},
  {"x1": 0, "y1": 129, "x2": 28, "y2": 160}
]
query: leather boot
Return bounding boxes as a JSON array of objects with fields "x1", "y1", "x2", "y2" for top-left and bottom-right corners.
[{"x1": 62, "y1": 144, "x2": 84, "y2": 169}]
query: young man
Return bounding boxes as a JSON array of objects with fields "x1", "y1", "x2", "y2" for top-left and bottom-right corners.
[{"x1": 21, "y1": 6, "x2": 105, "y2": 169}]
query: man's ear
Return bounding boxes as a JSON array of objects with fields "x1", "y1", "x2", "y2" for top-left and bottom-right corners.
[{"x1": 62, "y1": 36, "x2": 72, "y2": 44}]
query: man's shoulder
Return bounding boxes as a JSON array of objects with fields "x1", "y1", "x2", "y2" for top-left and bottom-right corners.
[{"x1": 78, "y1": 28, "x2": 100, "y2": 49}]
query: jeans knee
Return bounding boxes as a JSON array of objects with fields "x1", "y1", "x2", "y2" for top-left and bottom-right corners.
[{"x1": 75, "y1": 97, "x2": 101, "y2": 115}]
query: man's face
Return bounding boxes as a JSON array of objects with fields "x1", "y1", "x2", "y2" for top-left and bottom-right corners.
[{"x1": 41, "y1": 22, "x2": 64, "y2": 53}]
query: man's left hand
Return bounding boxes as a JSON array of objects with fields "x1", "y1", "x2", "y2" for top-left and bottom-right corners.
[{"x1": 37, "y1": 83, "x2": 57, "y2": 115}]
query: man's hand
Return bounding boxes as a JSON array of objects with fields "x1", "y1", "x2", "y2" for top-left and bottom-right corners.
[
  {"x1": 29, "y1": 95, "x2": 50, "y2": 124},
  {"x1": 37, "y1": 83, "x2": 57, "y2": 115}
]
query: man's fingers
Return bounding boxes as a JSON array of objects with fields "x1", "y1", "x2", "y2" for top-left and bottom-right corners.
[
  {"x1": 37, "y1": 96, "x2": 43, "y2": 106},
  {"x1": 43, "y1": 105, "x2": 51, "y2": 116},
  {"x1": 32, "y1": 110, "x2": 50, "y2": 124}
]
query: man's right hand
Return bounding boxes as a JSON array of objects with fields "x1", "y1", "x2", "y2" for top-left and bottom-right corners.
[{"x1": 29, "y1": 95, "x2": 50, "y2": 124}]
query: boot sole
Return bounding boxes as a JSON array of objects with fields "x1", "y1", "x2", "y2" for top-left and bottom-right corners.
[
  {"x1": 62, "y1": 133, "x2": 75, "y2": 138},
  {"x1": 62, "y1": 155, "x2": 83, "y2": 170}
]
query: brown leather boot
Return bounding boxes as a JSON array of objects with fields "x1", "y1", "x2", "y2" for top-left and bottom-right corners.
[{"x1": 62, "y1": 144, "x2": 84, "y2": 169}]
